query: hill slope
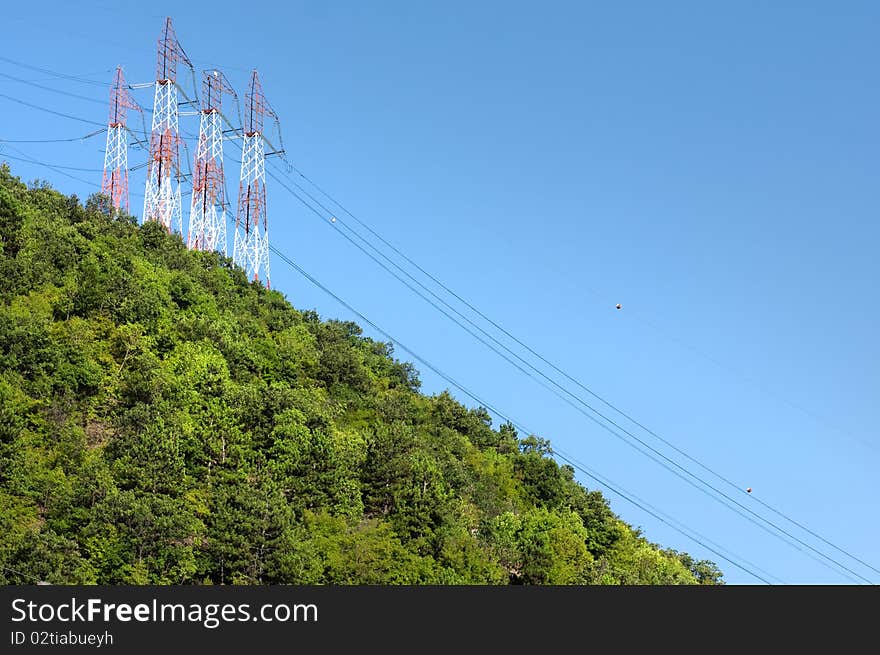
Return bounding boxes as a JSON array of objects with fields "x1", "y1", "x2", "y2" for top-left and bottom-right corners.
[{"x1": 0, "y1": 164, "x2": 722, "y2": 584}]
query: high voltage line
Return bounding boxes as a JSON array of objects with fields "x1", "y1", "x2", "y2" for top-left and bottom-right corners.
[
  {"x1": 259, "y1": 163, "x2": 872, "y2": 584},
  {"x1": 230, "y1": 130, "x2": 877, "y2": 582},
  {"x1": 0, "y1": 92, "x2": 105, "y2": 126},
  {"x1": 266, "y1": 160, "x2": 880, "y2": 582},
  {"x1": 296, "y1": 159, "x2": 880, "y2": 457},
  {"x1": 268, "y1": 244, "x2": 777, "y2": 585},
  {"x1": 1, "y1": 146, "x2": 102, "y2": 187},
  {"x1": 1, "y1": 61, "x2": 877, "y2": 584},
  {"x1": 0, "y1": 127, "x2": 106, "y2": 144},
  {"x1": 550, "y1": 447, "x2": 784, "y2": 584},
  {"x1": 0, "y1": 55, "x2": 112, "y2": 87},
  {"x1": 0, "y1": 70, "x2": 108, "y2": 106}
]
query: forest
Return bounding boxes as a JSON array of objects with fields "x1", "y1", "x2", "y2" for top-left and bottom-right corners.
[{"x1": 0, "y1": 163, "x2": 722, "y2": 584}]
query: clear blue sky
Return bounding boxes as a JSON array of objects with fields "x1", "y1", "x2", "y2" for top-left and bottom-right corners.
[{"x1": 2, "y1": 1, "x2": 877, "y2": 584}]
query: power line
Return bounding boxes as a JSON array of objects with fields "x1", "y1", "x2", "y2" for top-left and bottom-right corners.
[
  {"x1": 0, "y1": 55, "x2": 111, "y2": 87},
  {"x1": 0, "y1": 70, "x2": 107, "y2": 106},
  {"x1": 550, "y1": 448, "x2": 783, "y2": 584},
  {"x1": 0, "y1": 128, "x2": 105, "y2": 144},
  {"x1": 1, "y1": 145, "x2": 146, "y2": 174},
  {"x1": 295, "y1": 165, "x2": 877, "y2": 456},
  {"x1": 0, "y1": 92, "x2": 104, "y2": 127},
  {"x1": 1, "y1": 154, "x2": 100, "y2": 173},
  {"x1": 268, "y1": 243, "x2": 775, "y2": 584},
  {"x1": 1, "y1": 147, "x2": 100, "y2": 187},
  {"x1": 314, "y1": 201, "x2": 880, "y2": 579},
  {"x1": 0, "y1": 89, "x2": 148, "y2": 155},
  {"x1": 0, "y1": 53, "x2": 198, "y2": 150},
  {"x1": 269, "y1": 156, "x2": 880, "y2": 580},
  {"x1": 266, "y1": 164, "x2": 875, "y2": 584},
  {"x1": 0, "y1": 147, "x2": 152, "y2": 195}
]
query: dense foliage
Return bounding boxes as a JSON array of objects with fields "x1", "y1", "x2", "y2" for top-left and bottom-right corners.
[{"x1": 0, "y1": 165, "x2": 722, "y2": 584}]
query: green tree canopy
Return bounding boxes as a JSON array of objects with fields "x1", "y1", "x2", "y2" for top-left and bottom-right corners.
[{"x1": 0, "y1": 164, "x2": 721, "y2": 585}]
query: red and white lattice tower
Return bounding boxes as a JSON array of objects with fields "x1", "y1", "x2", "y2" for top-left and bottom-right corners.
[
  {"x1": 101, "y1": 67, "x2": 139, "y2": 212},
  {"x1": 188, "y1": 70, "x2": 236, "y2": 254},
  {"x1": 143, "y1": 17, "x2": 192, "y2": 234},
  {"x1": 234, "y1": 71, "x2": 276, "y2": 286}
]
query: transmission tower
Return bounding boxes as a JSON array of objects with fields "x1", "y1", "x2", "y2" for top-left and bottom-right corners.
[
  {"x1": 143, "y1": 17, "x2": 193, "y2": 234},
  {"x1": 101, "y1": 66, "x2": 139, "y2": 212},
  {"x1": 188, "y1": 70, "x2": 236, "y2": 254},
  {"x1": 233, "y1": 71, "x2": 280, "y2": 287}
]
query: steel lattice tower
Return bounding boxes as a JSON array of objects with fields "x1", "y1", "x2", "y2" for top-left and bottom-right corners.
[
  {"x1": 234, "y1": 71, "x2": 277, "y2": 287},
  {"x1": 188, "y1": 70, "x2": 235, "y2": 254},
  {"x1": 143, "y1": 17, "x2": 192, "y2": 234},
  {"x1": 101, "y1": 67, "x2": 139, "y2": 212}
]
